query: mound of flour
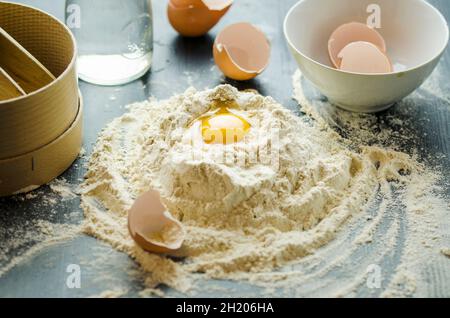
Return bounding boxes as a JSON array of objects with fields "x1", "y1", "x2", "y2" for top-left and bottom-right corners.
[{"x1": 80, "y1": 84, "x2": 429, "y2": 293}]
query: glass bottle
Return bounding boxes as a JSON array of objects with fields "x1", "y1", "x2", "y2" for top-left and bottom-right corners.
[{"x1": 65, "y1": 0, "x2": 153, "y2": 86}]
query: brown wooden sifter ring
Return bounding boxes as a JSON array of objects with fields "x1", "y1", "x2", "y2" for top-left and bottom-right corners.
[
  {"x1": 0, "y1": 94, "x2": 83, "y2": 197},
  {"x1": 0, "y1": 2, "x2": 79, "y2": 159},
  {"x1": 0, "y1": 2, "x2": 81, "y2": 196}
]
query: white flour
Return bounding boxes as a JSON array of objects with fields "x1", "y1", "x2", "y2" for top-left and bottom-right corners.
[{"x1": 80, "y1": 82, "x2": 448, "y2": 296}]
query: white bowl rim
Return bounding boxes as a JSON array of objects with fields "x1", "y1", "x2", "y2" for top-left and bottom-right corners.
[{"x1": 283, "y1": 0, "x2": 450, "y2": 77}]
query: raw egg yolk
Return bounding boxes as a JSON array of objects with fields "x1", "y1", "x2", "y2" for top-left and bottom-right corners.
[{"x1": 200, "y1": 107, "x2": 251, "y2": 145}]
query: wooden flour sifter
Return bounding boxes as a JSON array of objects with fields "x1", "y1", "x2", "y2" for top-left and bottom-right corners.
[{"x1": 0, "y1": 2, "x2": 82, "y2": 196}]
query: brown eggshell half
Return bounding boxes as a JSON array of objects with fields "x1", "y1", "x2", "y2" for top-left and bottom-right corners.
[
  {"x1": 328, "y1": 22, "x2": 387, "y2": 68},
  {"x1": 202, "y1": 0, "x2": 233, "y2": 10},
  {"x1": 171, "y1": 0, "x2": 233, "y2": 11},
  {"x1": 170, "y1": 0, "x2": 203, "y2": 8},
  {"x1": 128, "y1": 190, "x2": 185, "y2": 254},
  {"x1": 213, "y1": 22, "x2": 271, "y2": 81},
  {"x1": 167, "y1": 0, "x2": 232, "y2": 37},
  {"x1": 338, "y1": 41, "x2": 393, "y2": 74}
]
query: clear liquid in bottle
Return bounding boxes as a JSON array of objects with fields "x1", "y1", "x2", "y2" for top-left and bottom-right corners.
[{"x1": 65, "y1": 0, "x2": 153, "y2": 85}]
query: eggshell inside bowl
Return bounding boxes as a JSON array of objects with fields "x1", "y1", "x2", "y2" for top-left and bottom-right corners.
[
  {"x1": 328, "y1": 22, "x2": 387, "y2": 68},
  {"x1": 284, "y1": 0, "x2": 449, "y2": 112},
  {"x1": 213, "y1": 22, "x2": 271, "y2": 81},
  {"x1": 338, "y1": 41, "x2": 392, "y2": 74}
]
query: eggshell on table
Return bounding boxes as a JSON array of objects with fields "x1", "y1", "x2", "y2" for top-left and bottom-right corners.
[
  {"x1": 213, "y1": 22, "x2": 271, "y2": 81},
  {"x1": 168, "y1": 0, "x2": 233, "y2": 37},
  {"x1": 328, "y1": 22, "x2": 387, "y2": 68},
  {"x1": 171, "y1": 0, "x2": 232, "y2": 10}
]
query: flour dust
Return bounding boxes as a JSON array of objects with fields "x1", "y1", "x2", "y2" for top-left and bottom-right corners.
[{"x1": 80, "y1": 74, "x2": 449, "y2": 297}]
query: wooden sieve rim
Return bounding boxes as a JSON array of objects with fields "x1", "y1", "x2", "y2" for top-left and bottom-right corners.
[
  {"x1": 0, "y1": 1, "x2": 77, "y2": 105},
  {"x1": 0, "y1": 92, "x2": 83, "y2": 197},
  {"x1": 0, "y1": 92, "x2": 83, "y2": 162}
]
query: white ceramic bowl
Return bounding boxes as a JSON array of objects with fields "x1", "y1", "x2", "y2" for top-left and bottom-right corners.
[{"x1": 284, "y1": 0, "x2": 449, "y2": 112}]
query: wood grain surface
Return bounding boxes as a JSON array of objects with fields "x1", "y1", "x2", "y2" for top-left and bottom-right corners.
[
  {"x1": 0, "y1": 27, "x2": 55, "y2": 94},
  {"x1": 0, "y1": 0, "x2": 448, "y2": 298},
  {"x1": 0, "y1": 66, "x2": 24, "y2": 100},
  {"x1": 0, "y1": 3, "x2": 79, "y2": 160}
]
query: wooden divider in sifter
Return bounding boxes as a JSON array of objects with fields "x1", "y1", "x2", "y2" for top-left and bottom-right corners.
[
  {"x1": 0, "y1": 66, "x2": 25, "y2": 100},
  {"x1": 0, "y1": 2, "x2": 82, "y2": 196},
  {"x1": 0, "y1": 26, "x2": 55, "y2": 94}
]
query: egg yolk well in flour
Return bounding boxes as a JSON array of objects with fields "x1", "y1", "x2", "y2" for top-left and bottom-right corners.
[{"x1": 190, "y1": 103, "x2": 251, "y2": 145}]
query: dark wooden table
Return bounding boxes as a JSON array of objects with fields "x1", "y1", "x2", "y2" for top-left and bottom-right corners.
[{"x1": 0, "y1": 0, "x2": 448, "y2": 298}]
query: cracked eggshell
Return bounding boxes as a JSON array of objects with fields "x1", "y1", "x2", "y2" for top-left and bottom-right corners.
[
  {"x1": 338, "y1": 41, "x2": 392, "y2": 74},
  {"x1": 213, "y1": 22, "x2": 271, "y2": 81},
  {"x1": 171, "y1": 0, "x2": 232, "y2": 10},
  {"x1": 168, "y1": 0, "x2": 233, "y2": 37},
  {"x1": 128, "y1": 190, "x2": 185, "y2": 254},
  {"x1": 328, "y1": 22, "x2": 387, "y2": 68}
]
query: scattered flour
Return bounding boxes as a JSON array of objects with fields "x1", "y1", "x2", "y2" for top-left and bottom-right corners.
[
  {"x1": 0, "y1": 221, "x2": 80, "y2": 278},
  {"x1": 49, "y1": 178, "x2": 77, "y2": 200},
  {"x1": 0, "y1": 177, "x2": 82, "y2": 283},
  {"x1": 292, "y1": 70, "x2": 449, "y2": 298},
  {"x1": 442, "y1": 248, "x2": 450, "y2": 258},
  {"x1": 12, "y1": 185, "x2": 40, "y2": 195},
  {"x1": 80, "y1": 80, "x2": 448, "y2": 296},
  {"x1": 89, "y1": 288, "x2": 129, "y2": 298}
]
